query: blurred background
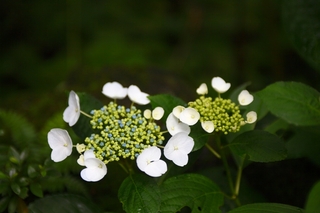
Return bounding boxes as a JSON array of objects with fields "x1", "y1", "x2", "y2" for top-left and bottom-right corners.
[{"x1": 1, "y1": 0, "x2": 320, "y2": 212}]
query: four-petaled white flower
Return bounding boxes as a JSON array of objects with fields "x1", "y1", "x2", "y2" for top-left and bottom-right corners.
[
  {"x1": 166, "y1": 113, "x2": 190, "y2": 136},
  {"x1": 211, "y1": 77, "x2": 231, "y2": 93},
  {"x1": 238, "y1": 90, "x2": 254, "y2": 106},
  {"x1": 80, "y1": 150, "x2": 107, "y2": 182},
  {"x1": 152, "y1": 107, "x2": 164, "y2": 120},
  {"x1": 102, "y1": 82, "x2": 128, "y2": 99},
  {"x1": 196, "y1": 83, "x2": 208, "y2": 95},
  {"x1": 164, "y1": 132, "x2": 194, "y2": 167},
  {"x1": 136, "y1": 146, "x2": 167, "y2": 177},
  {"x1": 128, "y1": 85, "x2": 150, "y2": 105},
  {"x1": 47, "y1": 128, "x2": 73, "y2": 162},
  {"x1": 201, "y1": 121, "x2": 215, "y2": 133},
  {"x1": 63, "y1": 90, "x2": 80, "y2": 126},
  {"x1": 246, "y1": 111, "x2": 257, "y2": 124},
  {"x1": 179, "y1": 107, "x2": 200, "y2": 126}
]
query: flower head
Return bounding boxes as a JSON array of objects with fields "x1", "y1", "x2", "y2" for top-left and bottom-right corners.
[
  {"x1": 102, "y1": 82, "x2": 128, "y2": 99},
  {"x1": 246, "y1": 111, "x2": 257, "y2": 124},
  {"x1": 201, "y1": 121, "x2": 215, "y2": 133},
  {"x1": 211, "y1": 77, "x2": 231, "y2": 93},
  {"x1": 164, "y1": 132, "x2": 194, "y2": 167},
  {"x1": 136, "y1": 146, "x2": 167, "y2": 177},
  {"x1": 63, "y1": 90, "x2": 80, "y2": 126},
  {"x1": 196, "y1": 83, "x2": 208, "y2": 95},
  {"x1": 166, "y1": 113, "x2": 190, "y2": 136},
  {"x1": 80, "y1": 150, "x2": 107, "y2": 182},
  {"x1": 152, "y1": 107, "x2": 164, "y2": 120},
  {"x1": 179, "y1": 107, "x2": 200, "y2": 126},
  {"x1": 238, "y1": 90, "x2": 254, "y2": 106},
  {"x1": 47, "y1": 128, "x2": 73, "y2": 162},
  {"x1": 128, "y1": 85, "x2": 150, "y2": 105}
]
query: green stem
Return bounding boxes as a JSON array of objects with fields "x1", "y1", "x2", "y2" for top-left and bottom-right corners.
[
  {"x1": 80, "y1": 110, "x2": 93, "y2": 118},
  {"x1": 234, "y1": 156, "x2": 245, "y2": 197},
  {"x1": 205, "y1": 143, "x2": 221, "y2": 159}
]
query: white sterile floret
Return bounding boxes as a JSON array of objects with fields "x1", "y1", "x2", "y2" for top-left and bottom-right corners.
[
  {"x1": 166, "y1": 113, "x2": 190, "y2": 136},
  {"x1": 143, "y1": 109, "x2": 152, "y2": 119},
  {"x1": 196, "y1": 83, "x2": 208, "y2": 95},
  {"x1": 238, "y1": 90, "x2": 254, "y2": 106},
  {"x1": 246, "y1": 111, "x2": 257, "y2": 124},
  {"x1": 102, "y1": 82, "x2": 128, "y2": 99},
  {"x1": 179, "y1": 107, "x2": 200, "y2": 126},
  {"x1": 47, "y1": 128, "x2": 73, "y2": 162},
  {"x1": 136, "y1": 146, "x2": 167, "y2": 177},
  {"x1": 172, "y1": 105, "x2": 185, "y2": 119},
  {"x1": 80, "y1": 150, "x2": 107, "y2": 182},
  {"x1": 201, "y1": 121, "x2": 215, "y2": 133},
  {"x1": 128, "y1": 85, "x2": 150, "y2": 105},
  {"x1": 152, "y1": 107, "x2": 164, "y2": 120},
  {"x1": 164, "y1": 132, "x2": 194, "y2": 167},
  {"x1": 211, "y1": 77, "x2": 231, "y2": 93},
  {"x1": 76, "y1": 143, "x2": 86, "y2": 154},
  {"x1": 63, "y1": 90, "x2": 80, "y2": 126}
]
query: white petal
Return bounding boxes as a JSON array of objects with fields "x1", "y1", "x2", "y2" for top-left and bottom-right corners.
[
  {"x1": 102, "y1": 82, "x2": 128, "y2": 99},
  {"x1": 201, "y1": 121, "x2": 215, "y2": 133},
  {"x1": 211, "y1": 77, "x2": 231, "y2": 93},
  {"x1": 179, "y1": 108, "x2": 200, "y2": 126},
  {"x1": 143, "y1": 160, "x2": 167, "y2": 177},
  {"x1": 76, "y1": 143, "x2": 86, "y2": 154},
  {"x1": 63, "y1": 91, "x2": 80, "y2": 126},
  {"x1": 143, "y1": 109, "x2": 152, "y2": 119},
  {"x1": 246, "y1": 111, "x2": 257, "y2": 124},
  {"x1": 47, "y1": 128, "x2": 73, "y2": 162},
  {"x1": 196, "y1": 83, "x2": 208, "y2": 95},
  {"x1": 171, "y1": 151, "x2": 189, "y2": 167},
  {"x1": 152, "y1": 107, "x2": 164, "y2": 120},
  {"x1": 81, "y1": 158, "x2": 107, "y2": 182},
  {"x1": 77, "y1": 155, "x2": 85, "y2": 166},
  {"x1": 51, "y1": 147, "x2": 72, "y2": 162},
  {"x1": 128, "y1": 85, "x2": 150, "y2": 105},
  {"x1": 136, "y1": 146, "x2": 161, "y2": 171},
  {"x1": 83, "y1": 149, "x2": 96, "y2": 160},
  {"x1": 238, "y1": 90, "x2": 254, "y2": 106},
  {"x1": 166, "y1": 113, "x2": 190, "y2": 136},
  {"x1": 172, "y1": 106, "x2": 185, "y2": 119}
]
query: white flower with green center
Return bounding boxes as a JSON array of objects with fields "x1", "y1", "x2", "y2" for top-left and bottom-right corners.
[
  {"x1": 102, "y1": 82, "x2": 128, "y2": 99},
  {"x1": 164, "y1": 132, "x2": 194, "y2": 167},
  {"x1": 152, "y1": 107, "x2": 164, "y2": 120},
  {"x1": 211, "y1": 77, "x2": 231, "y2": 93},
  {"x1": 196, "y1": 83, "x2": 208, "y2": 95},
  {"x1": 136, "y1": 146, "x2": 167, "y2": 177},
  {"x1": 238, "y1": 90, "x2": 254, "y2": 106},
  {"x1": 172, "y1": 105, "x2": 185, "y2": 118},
  {"x1": 246, "y1": 111, "x2": 257, "y2": 124},
  {"x1": 80, "y1": 150, "x2": 107, "y2": 182},
  {"x1": 47, "y1": 128, "x2": 73, "y2": 162},
  {"x1": 63, "y1": 90, "x2": 80, "y2": 126},
  {"x1": 143, "y1": 109, "x2": 152, "y2": 119},
  {"x1": 166, "y1": 113, "x2": 190, "y2": 136},
  {"x1": 179, "y1": 107, "x2": 200, "y2": 126},
  {"x1": 201, "y1": 121, "x2": 215, "y2": 133},
  {"x1": 128, "y1": 85, "x2": 150, "y2": 105}
]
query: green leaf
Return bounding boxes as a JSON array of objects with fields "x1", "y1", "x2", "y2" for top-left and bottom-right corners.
[
  {"x1": 228, "y1": 130, "x2": 287, "y2": 162},
  {"x1": 30, "y1": 183, "x2": 43, "y2": 198},
  {"x1": 28, "y1": 194, "x2": 103, "y2": 213},
  {"x1": 257, "y1": 82, "x2": 320, "y2": 126},
  {"x1": 160, "y1": 174, "x2": 224, "y2": 213},
  {"x1": 228, "y1": 203, "x2": 305, "y2": 213},
  {"x1": 28, "y1": 165, "x2": 37, "y2": 178},
  {"x1": 190, "y1": 123, "x2": 210, "y2": 151},
  {"x1": 11, "y1": 183, "x2": 21, "y2": 196},
  {"x1": 8, "y1": 147, "x2": 20, "y2": 165},
  {"x1": 0, "y1": 171, "x2": 8, "y2": 180},
  {"x1": 118, "y1": 174, "x2": 161, "y2": 213},
  {"x1": 305, "y1": 181, "x2": 320, "y2": 213},
  {"x1": 0, "y1": 196, "x2": 10, "y2": 213}
]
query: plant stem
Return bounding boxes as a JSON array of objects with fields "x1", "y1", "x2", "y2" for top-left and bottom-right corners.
[
  {"x1": 205, "y1": 143, "x2": 221, "y2": 159},
  {"x1": 80, "y1": 110, "x2": 93, "y2": 118},
  {"x1": 234, "y1": 156, "x2": 245, "y2": 197}
]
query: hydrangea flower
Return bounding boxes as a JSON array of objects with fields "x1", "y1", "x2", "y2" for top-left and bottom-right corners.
[
  {"x1": 63, "y1": 90, "x2": 80, "y2": 126},
  {"x1": 201, "y1": 121, "x2": 215, "y2": 133},
  {"x1": 80, "y1": 150, "x2": 107, "y2": 182},
  {"x1": 166, "y1": 113, "x2": 190, "y2": 136},
  {"x1": 152, "y1": 107, "x2": 164, "y2": 120},
  {"x1": 136, "y1": 146, "x2": 167, "y2": 177},
  {"x1": 196, "y1": 83, "x2": 208, "y2": 95},
  {"x1": 102, "y1": 82, "x2": 128, "y2": 99},
  {"x1": 179, "y1": 107, "x2": 200, "y2": 126},
  {"x1": 211, "y1": 77, "x2": 231, "y2": 93},
  {"x1": 164, "y1": 132, "x2": 194, "y2": 167},
  {"x1": 246, "y1": 111, "x2": 257, "y2": 124},
  {"x1": 128, "y1": 85, "x2": 150, "y2": 105},
  {"x1": 238, "y1": 90, "x2": 254, "y2": 106},
  {"x1": 172, "y1": 105, "x2": 185, "y2": 118},
  {"x1": 47, "y1": 128, "x2": 73, "y2": 162}
]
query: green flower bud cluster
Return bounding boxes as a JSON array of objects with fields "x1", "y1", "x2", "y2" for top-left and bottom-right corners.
[
  {"x1": 188, "y1": 96, "x2": 244, "y2": 134},
  {"x1": 84, "y1": 102, "x2": 165, "y2": 164}
]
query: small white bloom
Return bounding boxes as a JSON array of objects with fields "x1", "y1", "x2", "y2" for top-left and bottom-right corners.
[
  {"x1": 196, "y1": 83, "x2": 208, "y2": 95},
  {"x1": 136, "y1": 146, "x2": 167, "y2": 177},
  {"x1": 63, "y1": 90, "x2": 80, "y2": 126},
  {"x1": 128, "y1": 85, "x2": 150, "y2": 105},
  {"x1": 47, "y1": 128, "x2": 73, "y2": 162},
  {"x1": 76, "y1": 143, "x2": 86, "y2": 154},
  {"x1": 238, "y1": 90, "x2": 254, "y2": 106},
  {"x1": 201, "y1": 121, "x2": 215, "y2": 133},
  {"x1": 152, "y1": 107, "x2": 164, "y2": 120},
  {"x1": 80, "y1": 150, "x2": 107, "y2": 182},
  {"x1": 166, "y1": 113, "x2": 190, "y2": 136},
  {"x1": 164, "y1": 132, "x2": 194, "y2": 167},
  {"x1": 211, "y1": 77, "x2": 231, "y2": 93},
  {"x1": 143, "y1": 109, "x2": 152, "y2": 119},
  {"x1": 246, "y1": 111, "x2": 257, "y2": 124},
  {"x1": 77, "y1": 155, "x2": 85, "y2": 166},
  {"x1": 102, "y1": 82, "x2": 128, "y2": 99},
  {"x1": 179, "y1": 107, "x2": 200, "y2": 126},
  {"x1": 172, "y1": 105, "x2": 185, "y2": 119}
]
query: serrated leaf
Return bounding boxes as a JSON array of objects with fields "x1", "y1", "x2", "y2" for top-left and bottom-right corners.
[
  {"x1": 257, "y1": 82, "x2": 320, "y2": 126},
  {"x1": 30, "y1": 183, "x2": 43, "y2": 198},
  {"x1": 118, "y1": 174, "x2": 161, "y2": 213},
  {"x1": 228, "y1": 203, "x2": 305, "y2": 213},
  {"x1": 228, "y1": 130, "x2": 287, "y2": 162},
  {"x1": 160, "y1": 174, "x2": 224, "y2": 213},
  {"x1": 305, "y1": 181, "x2": 320, "y2": 213}
]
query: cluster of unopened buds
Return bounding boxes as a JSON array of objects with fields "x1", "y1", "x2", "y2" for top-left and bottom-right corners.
[{"x1": 47, "y1": 77, "x2": 257, "y2": 182}]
